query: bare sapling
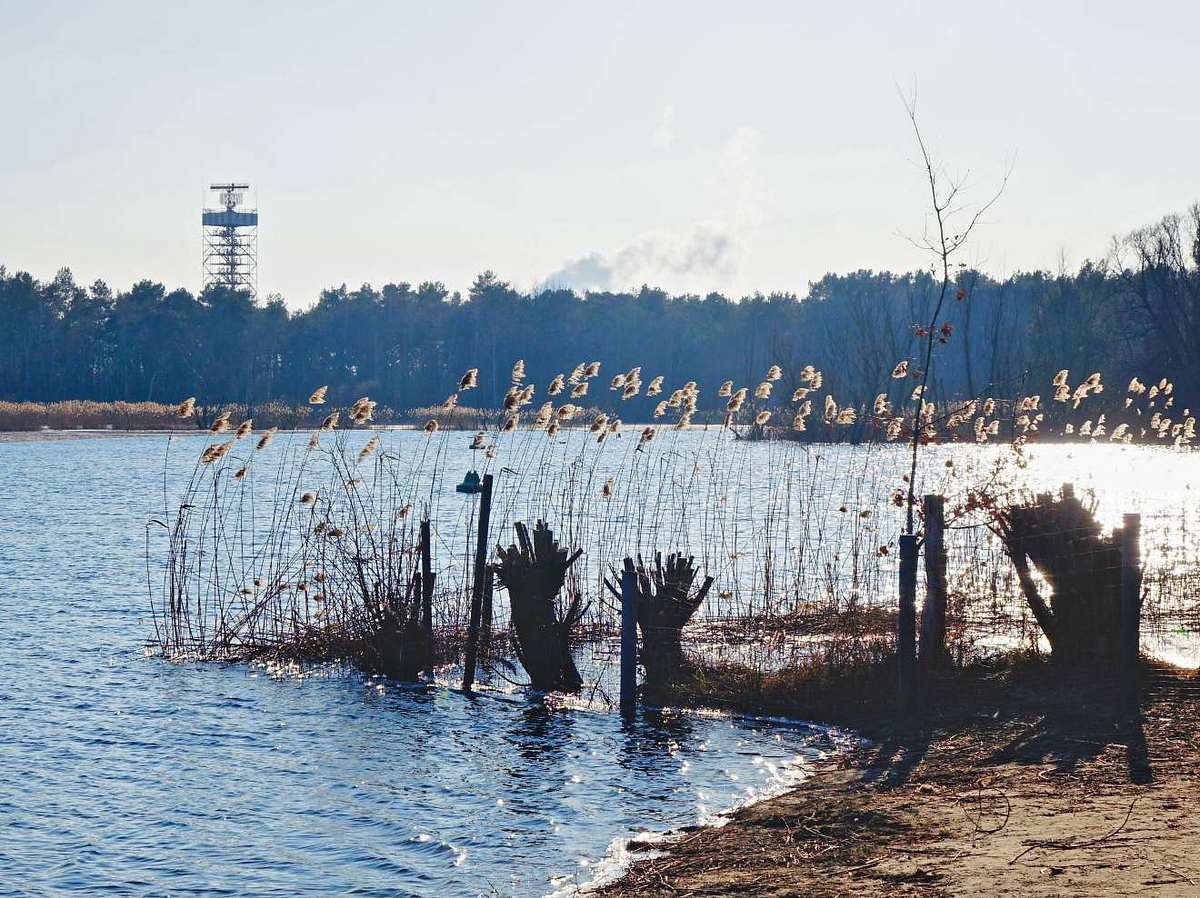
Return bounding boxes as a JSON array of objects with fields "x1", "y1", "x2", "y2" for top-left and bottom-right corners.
[{"x1": 898, "y1": 90, "x2": 1009, "y2": 533}]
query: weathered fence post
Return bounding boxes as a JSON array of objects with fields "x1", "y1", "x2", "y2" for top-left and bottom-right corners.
[
  {"x1": 620, "y1": 558, "x2": 638, "y2": 714},
  {"x1": 919, "y1": 495, "x2": 948, "y2": 667},
  {"x1": 480, "y1": 565, "x2": 495, "y2": 663},
  {"x1": 1120, "y1": 512, "x2": 1142, "y2": 695},
  {"x1": 420, "y1": 517, "x2": 435, "y2": 677},
  {"x1": 462, "y1": 473, "x2": 494, "y2": 692},
  {"x1": 897, "y1": 533, "x2": 919, "y2": 710}
]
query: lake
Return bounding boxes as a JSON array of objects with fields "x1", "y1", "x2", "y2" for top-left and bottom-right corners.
[
  {"x1": 0, "y1": 433, "x2": 840, "y2": 898},
  {"x1": 1, "y1": 430, "x2": 1196, "y2": 897}
]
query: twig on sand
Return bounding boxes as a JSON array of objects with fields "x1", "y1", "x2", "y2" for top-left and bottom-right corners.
[
  {"x1": 956, "y1": 783, "x2": 1012, "y2": 836},
  {"x1": 1009, "y1": 796, "x2": 1141, "y2": 865},
  {"x1": 841, "y1": 857, "x2": 884, "y2": 873}
]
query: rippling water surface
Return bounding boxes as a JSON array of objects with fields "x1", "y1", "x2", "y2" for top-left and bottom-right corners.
[{"x1": 0, "y1": 434, "x2": 838, "y2": 898}]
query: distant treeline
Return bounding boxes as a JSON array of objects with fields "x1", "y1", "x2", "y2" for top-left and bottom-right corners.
[{"x1": 2, "y1": 205, "x2": 1197, "y2": 416}]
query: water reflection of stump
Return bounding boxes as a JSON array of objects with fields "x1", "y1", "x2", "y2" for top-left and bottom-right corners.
[
  {"x1": 494, "y1": 521, "x2": 586, "y2": 693},
  {"x1": 631, "y1": 553, "x2": 713, "y2": 688}
]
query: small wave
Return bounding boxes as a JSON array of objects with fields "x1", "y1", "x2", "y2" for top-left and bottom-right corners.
[
  {"x1": 551, "y1": 726, "x2": 852, "y2": 897},
  {"x1": 408, "y1": 832, "x2": 469, "y2": 867}
]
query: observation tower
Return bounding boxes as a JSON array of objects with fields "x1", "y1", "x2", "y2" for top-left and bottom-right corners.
[{"x1": 202, "y1": 183, "x2": 257, "y2": 296}]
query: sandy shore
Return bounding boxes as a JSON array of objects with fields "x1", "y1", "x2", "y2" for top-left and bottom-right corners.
[{"x1": 593, "y1": 664, "x2": 1200, "y2": 897}]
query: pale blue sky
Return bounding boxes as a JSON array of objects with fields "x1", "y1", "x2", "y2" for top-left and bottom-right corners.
[{"x1": 2, "y1": 1, "x2": 1197, "y2": 306}]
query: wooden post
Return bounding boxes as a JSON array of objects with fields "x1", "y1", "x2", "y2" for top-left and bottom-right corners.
[
  {"x1": 919, "y1": 495, "x2": 948, "y2": 667},
  {"x1": 462, "y1": 473, "x2": 494, "y2": 692},
  {"x1": 897, "y1": 534, "x2": 918, "y2": 710},
  {"x1": 1120, "y1": 513, "x2": 1142, "y2": 686},
  {"x1": 480, "y1": 565, "x2": 494, "y2": 663},
  {"x1": 420, "y1": 517, "x2": 435, "y2": 676},
  {"x1": 620, "y1": 557, "x2": 638, "y2": 714}
]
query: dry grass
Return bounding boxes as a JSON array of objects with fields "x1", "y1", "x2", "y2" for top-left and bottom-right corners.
[
  {"x1": 658, "y1": 635, "x2": 899, "y2": 723},
  {"x1": 597, "y1": 658, "x2": 1200, "y2": 898},
  {"x1": 400, "y1": 403, "x2": 496, "y2": 429},
  {"x1": 0, "y1": 400, "x2": 189, "y2": 431}
]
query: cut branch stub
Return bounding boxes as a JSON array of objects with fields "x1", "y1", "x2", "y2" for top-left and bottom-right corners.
[{"x1": 493, "y1": 520, "x2": 585, "y2": 693}]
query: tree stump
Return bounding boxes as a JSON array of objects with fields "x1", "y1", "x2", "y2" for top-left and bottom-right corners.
[
  {"x1": 493, "y1": 521, "x2": 586, "y2": 693},
  {"x1": 995, "y1": 488, "x2": 1123, "y2": 663},
  {"x1": 628, "y1": 552, "x2": 714, "y2": 688},
  {"x1": 364, "y1": 570, "x2": 427, "y2": 680}
]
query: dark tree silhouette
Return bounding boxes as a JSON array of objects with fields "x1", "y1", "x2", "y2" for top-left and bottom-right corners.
[{"x1": 0, "y1": 204, "x2": 1194, "y2": 416}]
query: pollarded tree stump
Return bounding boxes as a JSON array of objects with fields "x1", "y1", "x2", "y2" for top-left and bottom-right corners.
[
  {"x1": 493, "y1": 520, "x2": 586, "y2": 693},
  {"x1": 995, "y1": 488, "x2": 1122, "y2": 663},
  {"x1": 630, "y1": 552, "x2": 714, "y2": 688}
]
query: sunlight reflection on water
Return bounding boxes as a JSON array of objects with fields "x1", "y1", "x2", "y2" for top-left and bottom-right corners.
[
  {"x1": 0, "y1": 434, "x2": 841, "y2": 898},
  {"x1": 1, "y1": 432, "x2": 1196, "y2": 896}
]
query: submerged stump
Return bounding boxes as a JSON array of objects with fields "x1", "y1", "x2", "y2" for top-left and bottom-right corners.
[
  {"x1": 995, "y1": 487, "x2": 1123, "y2": 663},
  {"x1": 493, "y1": 521, "x2": 586, "y2": 693},
  {"x1": 363, "y1": 571, "x2": 429, "y2": 680}
]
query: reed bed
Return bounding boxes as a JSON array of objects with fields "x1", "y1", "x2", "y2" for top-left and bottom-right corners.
[
  {"x1": 0, "y1": 398, "x2": 506, "y2": 432},
  {"x1": 146, "y1": 360, "x2": 1200, "y2": 709},
  {"x1": 1, "y1": 399, "x2": 315, "y2": 431},
  {"x1": 1, "y1": 400, "x2": 194, "y2": 431}
]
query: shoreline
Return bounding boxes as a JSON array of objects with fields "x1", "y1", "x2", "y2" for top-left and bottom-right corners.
[
  {"x1": 560, "y1": 720, "x2": 861, "y2": 897},
  {"x1": 0, "y1": 425, "x2": 428, "y2": 442},
  {"x1": 0, "y1": 428, "x2": 190, "y2": 442},
  {"x1": 590, "y1": 663, "x2": 1200, "y2": 897},
  {"x1": 7, "y1": 426, "x2": 1193, "y2": 452},
  {"x1": 0, "y1": 424, "x2": 612, "y2": 442}
]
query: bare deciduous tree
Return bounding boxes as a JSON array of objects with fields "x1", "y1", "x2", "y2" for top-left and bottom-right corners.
[{"x1": 1119, "y1": 204, "x2": 1200, "y2": 395}]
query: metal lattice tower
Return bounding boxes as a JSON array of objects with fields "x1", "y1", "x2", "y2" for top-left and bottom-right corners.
[{"x1": 202, "y1": 183, "x2": 258, "y2": 296}]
